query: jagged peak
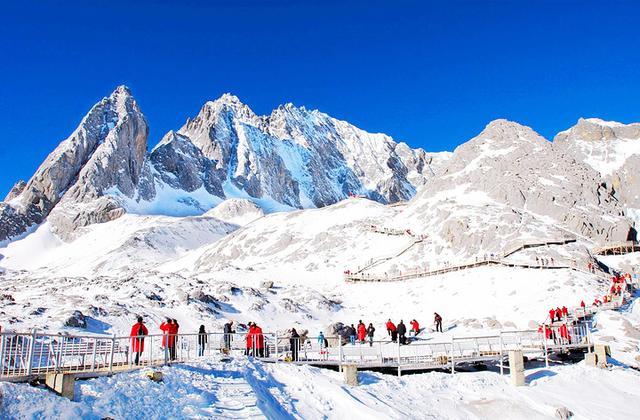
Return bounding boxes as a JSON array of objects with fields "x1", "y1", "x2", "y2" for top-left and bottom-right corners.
[{"x1": 555, "y1": 117, "x2": 640, "y2": 142}]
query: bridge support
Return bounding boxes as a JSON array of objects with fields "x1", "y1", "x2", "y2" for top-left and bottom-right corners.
[
  {"x1": 45, "y1": 373, "x2": 76, "y2": 401},
  {"x1": 508, "y1": 350, "x2": 525, "y2": 386},
  {"x1": 591, "y1": 344, "x2": 610, "y2": 368},
  {"x1": 343, "y1": 364, "x2": 359, "y2": 386}
]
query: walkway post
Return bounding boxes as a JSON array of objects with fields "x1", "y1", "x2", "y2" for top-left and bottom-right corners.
[
  {"x1": 499, "y1": 333, "x2": 504, "y2": 375},
  {"x1": 274, "y1": 332, "x2": 279, "y2": 361},
  {"x1": 338, "y1": 338, "x2": 343, "y2": 368},
  {"x1": 450, "y1": 336, "x2": 455, "y2": 374},
  {"x1": 91, "y1": 337, "x2": 98, "y2": 370},
  {"x1": 542, "y1": 326, "x2": 549, "y2": 368},
  {"x1": 109, "y1": 334, "x2": 115, "y2": 373},
  {"x1": 26, "y1": 329, "x2": 37, "y2": 376},
  {"x1": 397, "y1": 337, "x2": 401, "y2": 377}
]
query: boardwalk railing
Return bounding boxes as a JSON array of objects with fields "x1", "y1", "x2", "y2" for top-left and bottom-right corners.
[
  {"x1": 592, "y1": 241, "x2": 640, "y2": 256},
  {"x1": 0, "y1": 324, "x2": 592, "y2": 381}
]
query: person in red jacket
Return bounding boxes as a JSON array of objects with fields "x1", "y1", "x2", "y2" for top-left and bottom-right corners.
[
  {"x1": 410, "y1": 319, "x2": 420, "y2": 335},
  {"x1": 548, "y1": 308, "x2": 555, "y2": 322},
  {"x1": 561, "y1": 306, "x2": 568, "y2": 318},
  {"x1": 580, "y1": 300, "x2": 586, "y2": 309},
  {"x1": 616, "y1": 285, "x2": 622, "y2": 295},
  {"x1": 245, "y1": 322, "x2": 255, "y2": 356},
  {"x1": 357, "y1": 321, "x2": 367, "y2": 343},
  {"x1": 160, "y1": 318, "x2": 171, "y2": 350},
  {"x1": 556, "y1": 307, "x2": 563, "y2": 321},
  {"x1": 169, "y1": 319, "x2": 179, "y2": 360},
  {"x1": 130, "y1": 316, "x2": 148, "y2": 365},
  {"x1": 559, "y1": 323, "x2": 570, "y2": 344},
  {"x1": 253, "y1": 323, "x2": 265, "y2": 357}
]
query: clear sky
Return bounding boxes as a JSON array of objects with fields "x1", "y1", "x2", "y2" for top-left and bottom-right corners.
[{"x1": 1, "y1": 0, "x2": 639, "y2": 195}]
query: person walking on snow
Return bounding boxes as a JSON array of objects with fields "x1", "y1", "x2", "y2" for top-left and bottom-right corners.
[
  {"x1": 367, "y1": 323, "x2": 375, "y2": 347},
  {"x1": 130, "y1": 316, "x2": 148, "y2": 365},
  {"x1": 198, "y1": 325, "x2": 207, "y2": 357},
  {"x1": 434, "y1": 312, "x2": 443, "y2": 333},
  {"x1": 397, "y1": 320, "x2": 407, "y2": 345},
  {"x1": 357, "y1": 321, "x2": 367, "y2": 343},
  {"x1": 548, "y1": 308, "x2": 556, "y2": 322},
  {"x1": 561, "y1": 306, "x2": 568, "y2": 319}
]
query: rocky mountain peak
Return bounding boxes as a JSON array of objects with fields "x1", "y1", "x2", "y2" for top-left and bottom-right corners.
[{"x1": 555, "y1": 118, "x2": 640, "y2": 143}]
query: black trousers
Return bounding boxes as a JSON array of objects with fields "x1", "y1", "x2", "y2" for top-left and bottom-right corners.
[
  {"x1": 134, "y1": 352, "x2": 141, "y2": 365},
  {"x1": 436, "y1": 321, "x2": 442, "y2": 332},
  {"x1": 169, "y1": 345, "x2": 176, "y2": 360}
]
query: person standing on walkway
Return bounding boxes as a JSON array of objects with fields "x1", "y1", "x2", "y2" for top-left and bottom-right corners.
[
  {"x1": 223, "y1": 321, "x2": 234, "y2": 350},
  {"x1": 386, "y1": 319, "x2": 395, "y2": 336},
  {"x1": 561, "y1": 306, "x2": 568, "y2": 319},
  {"x1": 397, "y1": 320, "x2": 407, "y2": 345},
  {"x1": 410, "y1": 319, "x2": 420, "y2": 336},
  {"x1": 434, "y1": 312, "x2": 443, "y2": 333},
  {"x1": 130, "y1": 316, "x2": 148, "y2": 365},
  {"x1": 357, "y1": 321, "x2": 366, "y2": 343},
  {"x1": 169, "y1": 319, "x2": 180, "y2": 360},
  {"x1": 198, "y1": 325, "x2": 207, "y2": 357},
  {"x1": 349, "y1": 324, "x2": 356, "y2": 345},
  {"x1": 246, "y1": 322, "x2": 255, "y2": 356},
  {"x1": 253, "y1": 323, "x2": 265, "y2": 357},
  {"x1": 367, "y1": 323, "x2": 375, "y2": 347},
  {"x1": 290, "y1": 328, "x2": 300, "y2": 361}
]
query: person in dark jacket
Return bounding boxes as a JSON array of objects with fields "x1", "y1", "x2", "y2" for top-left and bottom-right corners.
[
  {"x1": 223, "y1": 321, "x2": 234, "y2": 350},
  {"x1": 397, "y1": 320, "x2": 407, "y2": 345},
  {"x1": 198, "y1": 325, "x2": 207, "y2": 357},
  {"x1": 366, "y1": 323, "x2": 375, "y2": 347},
  {"x1": 290, "y1": 328, "x2": 300, "y2": 361},
  {"x1": 434, "y1": 312, "x2": 443, "y2": 332},
  {"x1": 349, "y1": 324, "x2": 356, "y2": 345}
]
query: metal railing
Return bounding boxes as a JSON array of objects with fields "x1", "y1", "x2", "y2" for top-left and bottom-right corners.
[{"x1": 0, "y1": 324, "x2": 594, "y2": 381}]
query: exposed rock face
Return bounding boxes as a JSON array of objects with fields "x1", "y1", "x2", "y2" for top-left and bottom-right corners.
[
  {"x1": 4, "y1": 181, "x2": 26, "y2": 201},
  {"x1": 168, "y1": 95, "x2": 441, "y2": 208},
  {"x1": 408, "y1": 119, "x2": 634, "y2": 244},
  {"x1": 64, "y1": 310, "x2": 87, "y2": 328},
  {"x1": 0, "y1": 86, "x2": 149, "y2": 242},
  {"x1": 554, "y1": 118, "x2": 640, "y2": 210}
]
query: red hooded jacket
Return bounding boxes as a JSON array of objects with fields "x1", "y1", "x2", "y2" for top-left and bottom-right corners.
[{"x1": 130, "y1": 322, "x2": 148, "y2": 353}]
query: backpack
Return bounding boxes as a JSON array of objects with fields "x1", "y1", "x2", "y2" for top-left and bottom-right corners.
[{"x1": 137, "y1": 324, "x2": 145, "y2": 336}]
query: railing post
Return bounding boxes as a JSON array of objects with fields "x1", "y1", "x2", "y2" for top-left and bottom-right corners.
[
  {"x1": 91, "y1": 337, "x2": 98, "y2": 370},
  {"x1": 450, "y1": 336, "x2": 455, "y2": 374},
  {"x1": 164, "y1": 337, "x2": 169, "y2": 366},
  {"x1": 397, "y1": 337, "x2": 401, "y2": 377},
  {"x1": 26, "y1": 329, "x2": 37, "y2": 376},
  {"x1": 109, "y1": 334, "x2": 115, "y2": 373},
  {"x1": 499, "y1": 332, "x2": 504, "y2": 375},
  {"x1": 274, "y1": 331, "x2": 279, "y2": 361},
  {"x1": 542, "y1": 325, "x2": 549, "y2": 368},
  {"x1": 0, "y1": 332, "x2": 5, "y2": 374}
]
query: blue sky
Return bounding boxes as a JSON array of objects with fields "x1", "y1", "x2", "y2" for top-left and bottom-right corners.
[{"x1": 1, "y1": 0, "x2": 639, "y2": 195}]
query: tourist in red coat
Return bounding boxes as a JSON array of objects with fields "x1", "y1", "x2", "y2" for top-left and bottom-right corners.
[
  {"x1": 245, "y1": 323, "x2": 255, "y2": 356},
  {"x1": 357, "y1": 322, "x2": 367, "y2": 343},
  {"x1": 168, "y1": 319, "x2": 179, "y2": 360},
  {"x1": 559, "y1": 323, "x2": 570, "y2": 344},
  {"x1": 253, "y1": 324, "x2": 265, "y2": 357},
  {"x1": 410, "y1": 319, "x2": 420, "y2": 335},
  {"x1": 160, "y1": 318, "x2": 171, "y2": 348},
  {"x1": 555, "y1": 307, "x2": 563, "y2": 321},
  {"x1": 561, "y1": 306, "x2": 568, "y2": 318},
  {"x1": 580, "y1": 300, "x2": 586, "y2": 308},
  {"x1": 386, "y1": 319, "x2": 396, "y2": 335},
  {"x1": 130, "y1": 316, "x2": 148, "y2": 365},
  {"x1": 548, "y1": 309, "x2": 556, "y2": 322}
]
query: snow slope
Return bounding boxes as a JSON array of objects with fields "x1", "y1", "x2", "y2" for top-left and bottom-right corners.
[{"x1": 1, "y1": 357, "x2": 639, "y2": 420}]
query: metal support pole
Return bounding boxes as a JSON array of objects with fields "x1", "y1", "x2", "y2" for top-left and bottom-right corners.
[
  {"x1": 274, "y1": 332, "x2": 279, "y2": 361},
  {"x1": 26, "y1": 329, "x2": 37, "y2": 376},
  {"x1": 499, "y1": 333, "x2": 504, "y2": 375},
  {"x1": 91, "y1": 337, "x2": 98, "y2": 370},
  {"x1": 451, "y1": 336, "x2": 455, "y2": 374},
  {"x1": 542, "y1": 325, "x2": 549, "y2": 368},
  {"x1": 397, "y1": 337, "x2": 401, "y2": 377},
  {"x1": 109, "y1": 334, "x2": 115, "y2": 373},
  {"x1": 0, "y1": 333, "x2": 5, "y2": 373}
]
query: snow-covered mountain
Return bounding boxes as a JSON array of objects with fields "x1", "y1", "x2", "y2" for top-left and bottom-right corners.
[
  {"x1": 0, "y1": 86, "x2": 442, "y2": 243},
  {"x1": 555, "y1": 117, "x2": 640, "y2": 212}
]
